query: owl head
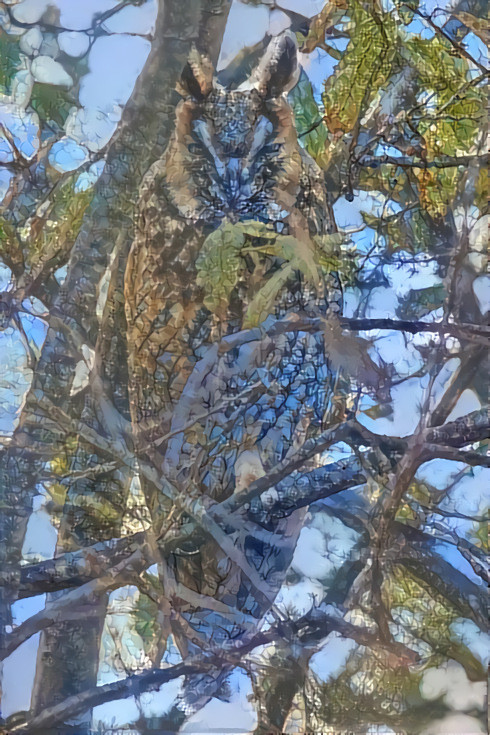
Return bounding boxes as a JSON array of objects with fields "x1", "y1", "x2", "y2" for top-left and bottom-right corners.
[{"x1": 165, "y1": 32, "x2": 302, "y2": 226}]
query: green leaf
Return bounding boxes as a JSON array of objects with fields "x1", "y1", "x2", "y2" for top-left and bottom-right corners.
[
  {"x1": 362, "y1": 208, "x2": 433, "y2": 254},
  {"x1": 401, "y1": 34, "x2": 484, "y2": 216},
  {"x1": 243, "y1": 263, "x2": 294, "y2": 327},
  {"x1": 475, "y1": 166, "x2": 487, "y2": 212},
  {"x1": 314, "y1": 232, "x2": 344, "y2": 260},
  {"x1": 0, "y1": 30, "x2": 21, "y2": 93},
  {"x1": 322, "y1": 2, "x2": 396, "y2": 135},
  {"x1": 276, "y1": 234, "x2": 320, "y2": 286},
  {"x1": 408, "y1": 480, "x2": 432, "y2": 505},
  {"x1": 30, "y1": 82, "x2": 74, "y2": 127},
  {"x1": 315, "y1": 232, "x2": 356, "y2": 281},
  {"x1": 26, "y1": 175, "x2": 93, "y2": 275},
  {"x1": 471, "y1": 509, "x2": 489, "y2": 550},
  {"x1": 361, "y1": 213, "x2": 380, "y2": 228},
  {"x1": 196, "y1": 222, "x2": 246, "y2": 314},
  {"x1": 289, "y1": 70, "x2": 329, "y2": 165},
  {"x1": 324, "y1": 45, "x2": 343, "y2": 61},
  {"x1": 133, "y1": 593, "x2": 159, "y2": 654},
  {"x1": 0, "y1": 216, "x2": 24, "y2": 274},
  {"x1": 231, "y1": 220, "x2": 277, "y2": 240},
  {"x1": 197, "y1": 224, "x2": 345, "y2": 326},
  {"x1": 362, "y1": 402, "x2": 393, "y2": 419},
  {"x1": 400, "y1": 283, "x2": 445, "y2": 320}
]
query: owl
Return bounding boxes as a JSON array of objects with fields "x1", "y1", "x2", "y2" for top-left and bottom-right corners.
[
  {"x1": 124, "y1": 30, "x2": 336, "y2": 446},
  {"x1": 124, "y1": 30, "x2": 339, "y2": 727}
]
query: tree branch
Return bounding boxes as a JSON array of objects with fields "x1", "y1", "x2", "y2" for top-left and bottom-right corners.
[
  {"x1": 0, "y1": 549, "x2": 153, "y2": 661},
  {"x1": 340, "y1": 317, "x2": 490, "y2": 345},
  {"x1": 406, "y1": 5, "x2": 488, "y2": 74},
  {"x1": 217, "y1": 312, "x2": 490, "y2": 355},
  {"x1": 423, "y1": 443, "x2": 490, "y2": 467},
  {"x1": 397, "y1": 548, "x2": 487, "y2": 631},
  {"x1": 358, "y1": 153, "x2": 487, "y2": 170},
  {"x1": 247, "y1": 457, "x2": 367, "y2": 527},
  {"x1": 5, "y1": 411, "x2": 485, "y2": 600},
  {"x1": 430, "y1": 348, "x2": 486, "y2": 427},
  {"x1": 5, "y1": 609, "x2": 420, "y2": 733},
  {"x1": 424, "y1": 408, "x2": 489, "y2": 446},
  {"x1": 5, "y1": 532, "x2": 148, "y2": 600},
  {"x1": 216, "y1": 419, "x2": 358, "y2": 515}
]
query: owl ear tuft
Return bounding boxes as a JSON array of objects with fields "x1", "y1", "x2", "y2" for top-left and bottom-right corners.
[
  {"x1": 246, "y1": 31, "x2": 299, "y2": 98},
  {"x1": 177, "y1": 47, "x2": 214, "y2": 100}
]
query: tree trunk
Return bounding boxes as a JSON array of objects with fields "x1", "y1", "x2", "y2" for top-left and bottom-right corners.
[{"x1": 11, "y1": 0, "x2": 231, "y2": 727}]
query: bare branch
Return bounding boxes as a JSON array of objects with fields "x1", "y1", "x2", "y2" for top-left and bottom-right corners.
[
  {"x1": 247, "y1": 456, "x2": 367, "y2": 527},
  {"x1": 1, "y1": 549, "x2": 153, "y2": 661},
  {"x1": 219, "y1": 312, "x2": 490, "y2": 351},
  {"x1": 217, "y1": 419, "x2": 358, "y2": 515},
  {"x1": 423, "y1": 520, "x2": 489, "y2": 584},
  {"x1": 6, "y1": 532, "x2": 148, "y2": 600},
  {"x1": 430, "y1": 348, "x2": 487, "y2": 427},
  {"x1": 6, "y1": 411, "x2": 485, "y2": 600},
  {"x1": 358, "y1": 153, "x2": 488, "y2": 170},
  {"x1": 5, "y1": 609, "x2": 420, "y2": 733},
  {"x1": 340, "y1": 318, "x2": 490, "y2": 345},
  {"x1": 424, "y1": 443, "x2": 490, "y2": 467},
  {"x1": 424, "y1": 408, "x2": 489, "y2": 447}
]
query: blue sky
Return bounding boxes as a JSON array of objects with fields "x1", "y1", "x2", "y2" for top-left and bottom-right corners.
[{"x1": 0, "y1": 0, "x2": 488, "y2": 730}]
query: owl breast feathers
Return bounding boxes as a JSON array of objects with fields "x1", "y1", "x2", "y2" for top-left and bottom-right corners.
[{"x1": 124, "y1": 31, "x2": 336, "y2": 440}]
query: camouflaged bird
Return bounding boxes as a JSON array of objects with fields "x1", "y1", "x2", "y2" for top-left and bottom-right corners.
[
  {"x1": 125, "y1": 30, "x2": 336, "y2": 445},
  {"x1": 124, "y1": 31, "x2": 341, "y2": 729}
]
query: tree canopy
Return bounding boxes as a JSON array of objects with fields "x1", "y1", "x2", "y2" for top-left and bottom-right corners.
[{"x1": 0, "y1": 0, "x2": 487, "y2": 733}]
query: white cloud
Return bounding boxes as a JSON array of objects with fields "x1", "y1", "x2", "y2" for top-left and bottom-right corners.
[
  {"x1": 31, "y1": 55, "x2": 73, "y2": 86},
  {"x1": 420, "y1": 661, "x2": 486, "y2": 711},
  {"x1": 420, "y1": 714, "x2": 485, "y2": 735},
  {"x1": 58, "y1": 31, "x2": 90, "y2": 58}
]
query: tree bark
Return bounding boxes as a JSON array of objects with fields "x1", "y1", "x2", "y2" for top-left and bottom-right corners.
[{"x1": 2, "y1": 0, "x2": 232, "y2": 726}]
